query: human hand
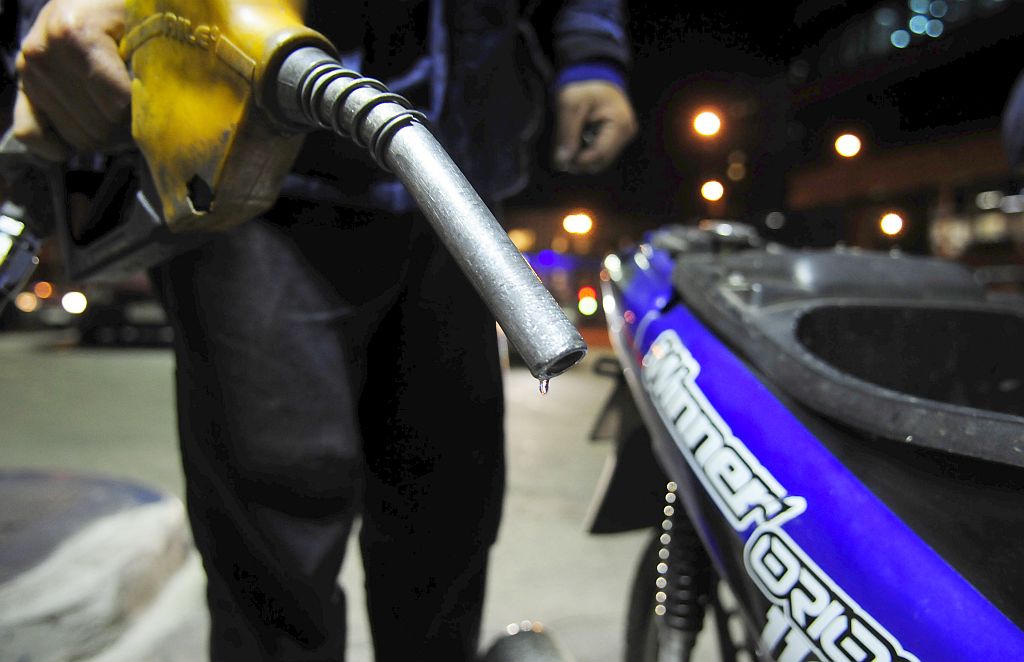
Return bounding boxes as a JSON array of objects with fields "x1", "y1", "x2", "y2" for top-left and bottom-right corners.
[
  {"x1": 13, "y1": 0, "x2": 131, "y2": 161},
  {"x1": 553, "y1": 80, "x2": 638, "y2": 174}
]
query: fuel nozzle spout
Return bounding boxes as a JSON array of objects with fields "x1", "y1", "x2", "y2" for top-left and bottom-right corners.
[{"x1": 265, "y1": 47, "x2": 588, "y2": 381}]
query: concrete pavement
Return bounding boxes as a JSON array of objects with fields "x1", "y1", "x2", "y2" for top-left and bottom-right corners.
[{"x1": 0, "y1": 329, "x2": 655, "y2": 661}]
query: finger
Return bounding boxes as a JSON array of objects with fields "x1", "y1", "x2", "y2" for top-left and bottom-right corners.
[
  {"x1": 19, "y1": 42, "x2": 123, "y2": 149},
  {"x1": 82, "y1": 42, "x2": 132, "y2": 127},
  {"x1": 17, "y1": 5, "x2": 130, "y2": 149},
  {"x1": 54, "y1": 37, "x2": 130, "y2": 146},
  {"x1": 57, "y1": 17, "x2": 131, "y2": 127},
  {"x1": 12, "y1": 91, "x2": 70, "y2": 161},
  {"x1": 65, "y1": 5, "x2": 131, "y2": 124},
  {"x1": 554, "y1": 99, "x2": 589, "y2": 171},
  {"x1": 18, "y1": 73, "x2": 103, "y2": 151},
  {"x1": 574, "y1": 121, "x2": 632, "y2": 174}
]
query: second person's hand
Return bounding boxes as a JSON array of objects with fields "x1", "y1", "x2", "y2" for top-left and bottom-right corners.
[{"x1": 553, "y1": 80, "x2": 638, "y2": 175}]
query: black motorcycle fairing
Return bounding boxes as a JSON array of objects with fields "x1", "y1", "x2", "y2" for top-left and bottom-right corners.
[{"x1": 672, "y1": 247, "x2": 1024, "y2": 469}]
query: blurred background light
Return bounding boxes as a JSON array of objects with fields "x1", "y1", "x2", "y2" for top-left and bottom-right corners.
[
  {"x1": 61, "y1": 291, "x2": 88, "y2": 315},
  {"x1": 14, "y1": 292, "x2": 38, "y2": 313},
  {"x1": 701, "y1": 180, "x2": 725, "y2": 202},
  {"x1": 891, "y1": 29, "x2": 911, "y2": 47},
  {"x1": 507, "y1": 228, "x2": 536, "y2": 252},
  {"x1": 765, "y1": 211, "x2": 786, "y2": 230},
  {"x1": 33, "y1": 281, "x2": 53, "y2": 299},
  {"x1": 550, "y1": 236, "x2": 569, "y2": 252},
  {"x1": 562, "y1": 212, "x2": 594, "y2": 235},
  {"x1": 727, "y1": 163, "x2": 746, "y2": 181},
  {"x1": 577, "y1": 286, "x2": 599, "y2": 316},
  {"x1": 693, "y1": 110, "x2": 722, "y2": 137},
  {"x1": 976, "y1": 190, "x2": 1002, "y2": 210},
  {"x1": 929, "y1": 1, "x2": 948, "y2": 17},
  {"x1": 835, "y1": 133, "x2": 862, "y2": 157},
  {"x1": 1000, "y1": 194, "x2": 1024, "y2": 214},
  {"x1": 880, "y1": 212, "x2": 905, "y2": 236}
]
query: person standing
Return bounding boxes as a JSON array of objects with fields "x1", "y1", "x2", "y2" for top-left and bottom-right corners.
[{"x1": 7, "y1": 0, "x2": 638, "y2": 659}]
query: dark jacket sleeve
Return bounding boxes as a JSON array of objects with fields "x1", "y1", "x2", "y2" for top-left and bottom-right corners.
[
  {"x1": 1002, "y1": 70, "x2": 1024, "y2": 170},
  {"x1": 551, "y1": 0, "x2": 630, "y2": 72},
  {"x1": 2, "y1": 0, "x2": 49, "y2": 77}
]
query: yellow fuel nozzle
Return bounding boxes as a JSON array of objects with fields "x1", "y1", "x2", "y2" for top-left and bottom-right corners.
[{"x1": 120, "y1": 0, "x2": 335, "y2": 233}]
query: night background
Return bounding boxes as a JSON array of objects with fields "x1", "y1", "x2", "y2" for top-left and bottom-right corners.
[
  {"x1": 4, "y1": 0, "x2": 1024, "y2": 331},
  {"x1": 508, "y1": 0, "x2": 1024, "y2": 259}
]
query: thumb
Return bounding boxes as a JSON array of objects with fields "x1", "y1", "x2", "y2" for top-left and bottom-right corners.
[{"x1": 12, "y1": 90, "x2": 69, "y2": 162}]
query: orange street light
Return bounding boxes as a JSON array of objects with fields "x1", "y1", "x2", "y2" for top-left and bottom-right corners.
[
  {"x1": 562, "y1": 212, "x2": 594, "y2": 235},
  {"x1": 693, "y1": 110, "x2": 722, "y2": 137},
  {"x1": 880, "y1": 212, "x2": 904, "y2": 236},
  {"x1": 33, "y1": 281, "x2": 53, "y2": 298},
  {"x1": 835, "y1": 133, "x2": 862, "y2": 158},
  {"x1": 701, "y1": 180, "x2": 725, "y2": 202}
]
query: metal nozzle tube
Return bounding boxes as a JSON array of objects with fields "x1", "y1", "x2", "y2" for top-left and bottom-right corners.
[
  {"x1": 271, "y1": 47, "x2": 587, "y2": 380},
  {"x1": 386, "y1": 124, "x2": 587, "y2": 380}
]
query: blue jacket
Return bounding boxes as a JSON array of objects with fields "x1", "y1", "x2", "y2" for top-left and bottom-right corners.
[
  {"x1": 4, "y1": 1, "x2": 631, "y2": 210},
  {"x1": 289, "y1": 0, "x2": 631, "y2": 209},
  {"x1": 1003, "y1": 69, "x2": 1024, "y2": 170}
]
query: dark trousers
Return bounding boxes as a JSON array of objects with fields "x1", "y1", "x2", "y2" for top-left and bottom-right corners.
[{"x1": 152, "y1": 200, "x2": 506, "y2": 661}]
